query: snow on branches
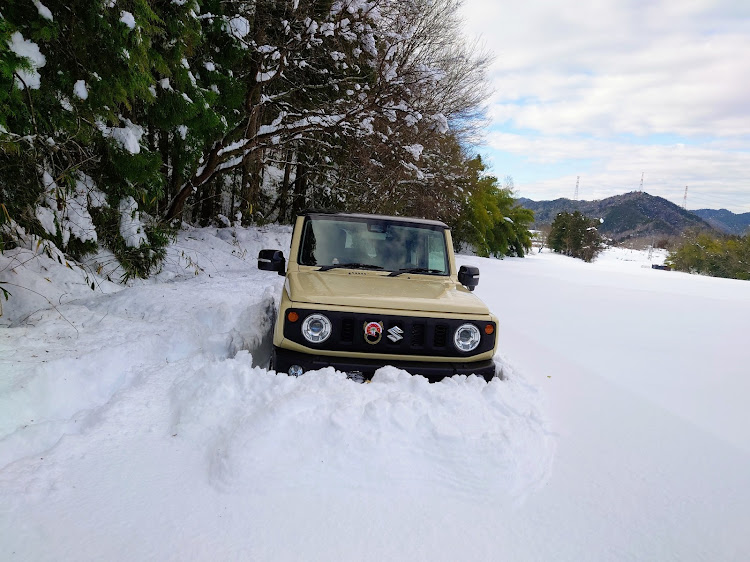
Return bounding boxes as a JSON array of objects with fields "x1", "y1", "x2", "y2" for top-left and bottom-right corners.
[{"x1": 2, "y1": 0, "x2": 491, "y2": 261}]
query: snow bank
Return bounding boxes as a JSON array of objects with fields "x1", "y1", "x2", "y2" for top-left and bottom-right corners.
[
  {"x1": 2, "y1": 229, "x2": 749, "y2": 560},
  {"x1": 172, "y1": 353, "x2": 552, "y2": 502},
  {"x1": 0, "y1": 226, "x2": 292, "y2": 455},
  {"x1": 0, "y1": 224, "x2": 556, "y2": 560}
]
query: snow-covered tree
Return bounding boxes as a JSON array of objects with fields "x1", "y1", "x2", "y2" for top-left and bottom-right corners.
[
  {"x1": 1, "y1": 0, "x2": 170, "y2": 275},
  {"x1": 1, "y1": 0, "x2": 523, "y2": 279}
]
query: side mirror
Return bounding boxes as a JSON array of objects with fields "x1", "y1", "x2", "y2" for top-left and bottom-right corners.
[
  {"x1": 258, "y1": 249, "x2": 286, "y2": 276},
  {"x1": 458, "y1": 265, "x2": 479, "y2": 291}
]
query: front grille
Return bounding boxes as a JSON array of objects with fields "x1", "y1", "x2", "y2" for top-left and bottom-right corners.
[{"x1": 284, "y1": 310, "x2": 495, "y2": 358}]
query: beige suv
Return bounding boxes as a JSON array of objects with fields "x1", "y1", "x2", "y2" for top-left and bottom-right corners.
[{"x1": 258, "y1": 212, "x2": 498, "y2": 382}]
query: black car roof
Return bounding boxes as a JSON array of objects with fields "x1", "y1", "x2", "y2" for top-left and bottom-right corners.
[{"x1": 300, "y1": 211, "x2": 448, "y2": 229}]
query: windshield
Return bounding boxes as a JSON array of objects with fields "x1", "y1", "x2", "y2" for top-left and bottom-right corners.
[{"x1": 298, "y1": 216, "x2": 450, "y2": 275}]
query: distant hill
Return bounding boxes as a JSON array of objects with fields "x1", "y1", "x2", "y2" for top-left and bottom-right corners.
[
  {"x1": 518, "y1": 191, "x2": 715, "y2": 242},
  {"x1": 690, "y1": 209, "x2": 750, "y2": 236}
]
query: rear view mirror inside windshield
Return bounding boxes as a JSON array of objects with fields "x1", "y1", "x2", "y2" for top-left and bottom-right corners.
[{"x1": 367, "y1": 222, "x2": 386, "y2": 233}]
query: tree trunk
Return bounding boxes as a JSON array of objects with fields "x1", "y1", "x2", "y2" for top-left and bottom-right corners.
[
  {"x1": 291, "y1": 156, "x2": 308, "y2": 218},
  {"x1": 164, "y1": 142, "x2": 224, "y2": 221},
  {"x1": 198, "y1": 180, "x2": 216, "y2": 227},
  {"x1": 238, "y1": 149, "x2": 264, "y2": 225},
  {"x1": 158, "y1": 131, "x2": 171, "y2": 216},
  {"x1": 278, "y1": 149, "x2": 294, "y2": 223},
  {"x1": 239, "y1": 157, "x2": 252, "y2": 224},
  {"x1": 229, "y1": 177, "x2": 237, "y2": 224}
]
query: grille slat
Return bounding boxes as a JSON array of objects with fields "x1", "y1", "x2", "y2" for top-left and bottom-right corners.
[
  {"x1": 433, "y1": 324, "x2": 448, "y2": 348},
  {"x1": 341, "y1": 319, "x2": 354, "y2": 342},
  {"x1": 411, "y1": 323, "x2": 425, "y2": 347}
]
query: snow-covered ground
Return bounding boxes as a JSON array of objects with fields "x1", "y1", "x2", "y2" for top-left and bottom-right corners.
[{"x1": 1, "y1": 227, "x2": 749, "y2": 561}]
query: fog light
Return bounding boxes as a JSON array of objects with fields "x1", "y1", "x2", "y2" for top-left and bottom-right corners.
[{"x1": 289, "y1": 365, "x2": 304, "y2": 377}]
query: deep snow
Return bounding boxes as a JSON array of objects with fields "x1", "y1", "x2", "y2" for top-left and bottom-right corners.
[{"x1": 1, "y1": 226, "x2": 749, "y2": 561}]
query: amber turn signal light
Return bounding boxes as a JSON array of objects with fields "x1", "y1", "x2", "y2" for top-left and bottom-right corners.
[
  {"x1": 287, "y1": 311, "x2": 299, "y2": 322},
  {"x1": 484, "y1": 324, "x2": 494, "y2": 335}
]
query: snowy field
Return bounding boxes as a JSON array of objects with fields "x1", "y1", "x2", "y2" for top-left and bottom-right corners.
[{"x1": 1, "y1": 226, "x2": 749, "y2": 561}]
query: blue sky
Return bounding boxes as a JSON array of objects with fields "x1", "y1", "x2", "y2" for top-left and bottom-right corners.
[{"x1": 460, "y1": 0, "x2": 750, "y2": 212}]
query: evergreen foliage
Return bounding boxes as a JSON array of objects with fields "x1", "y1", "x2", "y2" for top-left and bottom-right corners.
[
  {"x1": 667, "y1": 230, "x2": 750, "y2": 280},
  {"x1": 2, "y1": 0, "x2": 173, "y2": 276},
  {"x1": 452, "y1": 158, "x2": 534, "y2": 257},
  {"x1": 1, "y1": 0, "x2": 532, "y2": 281},
  {"x1": 548, "y1": 211, "x2": 604, "y2": 262}
]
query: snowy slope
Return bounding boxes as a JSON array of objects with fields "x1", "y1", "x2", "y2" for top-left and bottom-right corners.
[
  {"x1": 1, "y1": 227, "x2": 749, "y2": 561},
  {"x1": 460, "y1": 248, "x2": 750, "y2": 560}
]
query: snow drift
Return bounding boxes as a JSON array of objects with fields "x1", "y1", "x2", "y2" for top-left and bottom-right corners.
[{"x1": 2, "y1": 225, "x2": 749, "y2": 561}]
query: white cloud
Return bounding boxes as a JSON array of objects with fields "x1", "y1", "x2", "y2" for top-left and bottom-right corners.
[
  {"x1": 477, "y1": 18, "x2": 750, "y2": 136},
  {"x1": 485, "y1": 131, "x2": 750, "y2": 211},
  {"x1": 462, "y1": 0, "x2": 750, "y2": 211}
]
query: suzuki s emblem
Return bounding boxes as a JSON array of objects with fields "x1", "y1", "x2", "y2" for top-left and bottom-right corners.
[
  {"x1": 364, "y1": 321, "x2": 383, "y2": 344},
  {"x1": 387, "y1": 325, "x2": 404, "y2": 343}
]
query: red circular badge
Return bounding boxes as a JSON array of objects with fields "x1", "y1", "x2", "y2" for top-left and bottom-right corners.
[{"x1": 364, "y1": 321, "x2": 383, "y2": 344}]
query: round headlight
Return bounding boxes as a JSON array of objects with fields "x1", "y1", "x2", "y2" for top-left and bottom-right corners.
[
  {"x1": 454, "y1": 323, "x2": 481, "y2": 352},
  {"x1": 301, "y1": 313, "x2": 332, "y2": 344}
]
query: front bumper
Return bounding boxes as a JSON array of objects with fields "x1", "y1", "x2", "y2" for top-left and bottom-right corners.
[{"x1": 272, "y1": 346, "x2": 497, "y2": 383}]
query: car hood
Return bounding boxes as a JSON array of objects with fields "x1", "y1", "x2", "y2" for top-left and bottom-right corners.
[{"x1": 286, "y1": 270, "x2": 490, "y2": 316}]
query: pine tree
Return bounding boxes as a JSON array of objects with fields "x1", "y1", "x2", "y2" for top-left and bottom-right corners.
[
  {"x1": 548, "y1": 211, "x2": 604, "y2": 262},
  {"x1": 1, "y1": 0, "x2": 175, "y2": 277},
  {"x1": 450, "y1": 157, "x2": 534, "y2": 257},
  {"x1": 2, "y1": 0, "x2": 502, "y2": 280}
]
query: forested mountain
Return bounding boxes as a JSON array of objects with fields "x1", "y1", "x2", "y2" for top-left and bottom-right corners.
[
  {"x1": 1, "y1": 0, "x2": 535, "y2": 279},
  {"x1": 690, "y1": 209, "x2": 750, "y2": 235},
  {"x1": 519, "y1": 191, "x2": 714, "y2": 242}
]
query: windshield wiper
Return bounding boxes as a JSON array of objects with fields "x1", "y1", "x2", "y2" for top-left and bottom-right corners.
[
  {"x1": 318, "y1": 262, "x2": 385, "y2": 272},
  {"x1": 388, "y1": 267, "x2": 444, "y2": 277}
]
